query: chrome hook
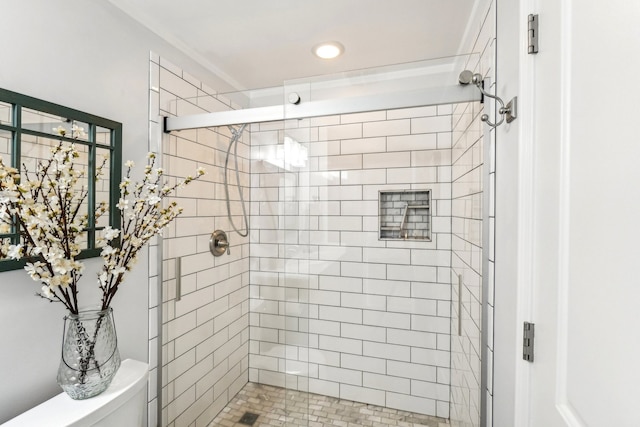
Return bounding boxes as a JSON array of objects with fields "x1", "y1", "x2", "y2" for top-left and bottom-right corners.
[{"x1": 459, "y1": 71, "x2": 517, "y2": 128}]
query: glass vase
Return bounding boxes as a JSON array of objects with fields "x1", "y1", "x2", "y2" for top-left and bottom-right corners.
[{"x1": 56, "y1": 307, "x2": 121, "y2": 400}]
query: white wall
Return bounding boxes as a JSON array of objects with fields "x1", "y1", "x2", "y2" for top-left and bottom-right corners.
[{"x1": 0, "y1": 1, "x2": 230, "y2": 423}]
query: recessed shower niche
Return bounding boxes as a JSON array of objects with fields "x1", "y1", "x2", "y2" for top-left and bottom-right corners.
[{"x1": 378, "y1": 189, "x2": 431, "y2": 240}]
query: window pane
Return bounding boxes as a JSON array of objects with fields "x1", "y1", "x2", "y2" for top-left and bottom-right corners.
[
  {"x1": 20, "y1": 135, "x2": 91, "y2": 238},
  {"x1": 95, "y1": 126, "x2": 112, "y2": 146},
  {"x1": 21, "y1": 108, "x2": 89, "y2": 141},
  {"x1": 0, "y1": 129, "x2": 11, "y2": 162},
  {"x1": 76, "y1": 231, "x2": 88, "y2": 250},
  {"x1": 95, "y1": 147, "x2": 112, "y2": 230},
  {"x1": 0, "y1": 102, "x2": 11, "y2": 126}
]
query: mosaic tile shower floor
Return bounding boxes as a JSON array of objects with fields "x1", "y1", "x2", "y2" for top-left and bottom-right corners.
[{"x1": 209, "y1": 382, "x2": 449, "y2": 427}]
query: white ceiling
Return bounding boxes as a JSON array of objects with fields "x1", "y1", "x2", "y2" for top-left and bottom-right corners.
[{"x1": 108, "y1": 0, "x2": 479, "y2": 90}]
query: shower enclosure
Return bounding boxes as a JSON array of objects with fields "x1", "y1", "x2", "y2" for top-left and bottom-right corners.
[{"x1": 150, "y1": 52, "x2": 492, "y2": 427}]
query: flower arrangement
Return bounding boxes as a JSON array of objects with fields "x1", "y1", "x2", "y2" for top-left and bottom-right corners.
[{"x1": 0, "y1": 125, "x2": 204, "y2": 314}]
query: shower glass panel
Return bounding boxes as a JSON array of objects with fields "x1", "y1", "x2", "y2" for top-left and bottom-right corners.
[
  {"x1": 156, "y1": 53, "x2": 487, "y2": 427},
  {"x1": 266, "y1": 54, "x2": 482, "y2": 423}
]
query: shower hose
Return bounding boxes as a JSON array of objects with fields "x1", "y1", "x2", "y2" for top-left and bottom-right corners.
[{"x1": 224, "y1": 124, "x2": 249, "y2": 238}]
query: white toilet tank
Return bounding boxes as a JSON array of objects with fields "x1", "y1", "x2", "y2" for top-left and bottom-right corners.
[{"x1": 3, "y1": 359, "x2": 148, "y2": 427}]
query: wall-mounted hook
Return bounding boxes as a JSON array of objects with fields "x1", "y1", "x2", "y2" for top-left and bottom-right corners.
[{"x1": 458, "y1": 71, "x2": 517, "y2": 128}]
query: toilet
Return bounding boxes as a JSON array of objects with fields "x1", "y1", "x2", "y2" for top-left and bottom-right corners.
[{"x1": 3, "y1": 359, "x2": 148, "y2": 427}]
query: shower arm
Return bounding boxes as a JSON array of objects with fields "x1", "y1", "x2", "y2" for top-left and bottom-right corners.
[{"x1": 458, "y1": 71, "x2": 517, "y2": 128}]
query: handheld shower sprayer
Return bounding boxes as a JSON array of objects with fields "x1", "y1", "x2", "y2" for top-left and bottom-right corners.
[{"x1": 458, "y1": 70, "x2": 517, "y2": 128}]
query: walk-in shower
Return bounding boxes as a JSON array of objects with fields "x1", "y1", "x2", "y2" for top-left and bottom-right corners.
[{"x1": 151, "y1": 52, "x2": 493, "y2": 427}]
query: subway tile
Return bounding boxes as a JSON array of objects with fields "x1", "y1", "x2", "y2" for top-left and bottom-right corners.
[
  {"x1": 318, "y1": 215, "x2": 362, "y2": 231},
  {"x1": 340, "y1": 137, "x2": 386, "y2": 154},
  {"x1": 308, "y1": 289, "x2": 341, "y2": 306},
  {"x1": 387, "y1": 133, "x2": 438, "y2": 151},
  {"x1": 318, "y1": 154, "x2": 362, "y2": 171},
  {"x1": 340, "y1": 232, "x2": 384, "y2": 249},
  {"x1": 387, "y1": 360, "x2": 437, "y2": 382},
  {"x1": 341, "y1": 293, "x2": 387, "y2": 311},
  {"x1": 363, "y1": 341, "x2": 410, "y2": 362},
  {"x1": 318, "y1": 185, "x2": 363, "y2": 201},
  {"x1": 318, "y1": 306, "x2": 362, "y2": 324},
  {"x1": 363, "y1": 248, "x2": 411, "y2": 265},
  {"x1": 387, "y1": 166, "x2": 438, "y2": 184},
  {"x1": 387, "y1": 296, "x2": 437, "y2": 316},
  {"x1": 386, "y1": 392, "x2": 436, "y2": 417},
  {"x1": 363, "y1": 372, "x2": 410, "y2": 394},
  {"x1": 318, "y1": 123, "x2": 363, "y2": 141},
  {"x1": 341, "y1": 354, "x2": 386, "y2": 374},
  {"x1": 412, "y1": 347, "x2": 450, "y2": 368},
  {"x1": 319, "y1": 275, "x2": 363, "y2": 293},
  {"x1": 340, "y1": 384, "x2": 385, "y2": 407},
  {"x1": 174, "y1": 320, "x2": 214, "y2": 357},
  {"x1": 308, "y1": 319, "x2": 341, "y2": 336},
  {"x1": 166, "y1": 312, "x2": 197, "y2": 342},
  {"x1": 412, "y1": 314, "x2": 451, "y2": 334},
  {"x1": 388, "y1": 264, "x2": 437, "y2": 282},
  {"x1": 363, "y1": 151, "x2": 410, "y2": 169},
  {"x1": 341, "y1": 262, "x2": 386, "y2": 279},
  {"x1": 363, "y1": 119, "x2": 410, "y2": 137},
  {"x1": 412, "y1": 379, "x2": 450, "y2": 401},
  {"x1": 362, "y1": 278, "x2": 411, "y2": 297},
  {"x1": 340, "y1": 168, "x2": 387, "y2": 185},
  {"x1": 341, "y1": 200, "x2": 378, "y2": 216},
  {"x1": 160, "y1": 67, "x2": 198, "y2": 98},
  {"x1": 412, "y1": 149, "x2": 452, "y2": 167},
  {"x1": 363, "y1": 310, "x2": 410, "y2": 329},
  {"x1": 319, "y1": 365, "x2": 362, "y2": 386},
  {"x1": 387, "y1": 328, "x2": 437, "y2": 349},
  {"x1": 341, "y1": 323, "x2": 386, "y2": 343},
  {"x1": 319, "y1": 335, "x2": 362, "y2": 355},
  {"x1": 411, "y1": 115, "x2": 451, "y2": 134},
  {"x1": 308, "y1": 378, "x2": 340, "y2": 398}
]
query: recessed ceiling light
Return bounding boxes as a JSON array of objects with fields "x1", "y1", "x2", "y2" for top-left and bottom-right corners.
[{"x1": 313, "y1": 42, "x2": 344, "y2": 59}]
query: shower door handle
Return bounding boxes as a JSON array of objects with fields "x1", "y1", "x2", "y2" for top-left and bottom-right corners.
[{"x1": 458, "y1": 274, "x2": 463, "y2": 336}]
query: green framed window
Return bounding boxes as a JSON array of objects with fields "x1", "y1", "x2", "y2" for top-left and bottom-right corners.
[{"x1": 0, "y1": 88, "x2": 122, "y2": 271}]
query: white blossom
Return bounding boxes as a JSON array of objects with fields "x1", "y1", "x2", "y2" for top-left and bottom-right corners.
[
  {"x1": 100, "y1": 245, "x2": 117, "y2": 257},
  {"x1": 103, "y1": 226, "x2": 120, "y2": 241},
  {"x1": 41, "y1": 285, "x2": 54, "y2": 299},
  {"x1": 0, "y1": 141, "x2": 204, "y2": 314},
  {"x1": 116, "y1": 198, "x2": 129, "y2": 210},
  {"x1": 7, "y1": 244, "x2": 23, "y2": 259}
]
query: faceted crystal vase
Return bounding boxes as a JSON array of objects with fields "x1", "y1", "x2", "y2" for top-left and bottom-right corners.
[{"x1": 56, "y1": 307, "x2": 121, "y2": 400}]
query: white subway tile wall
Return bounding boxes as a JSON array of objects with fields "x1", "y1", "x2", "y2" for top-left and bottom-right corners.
[
  {"x1": 150, "y1": 57, "x2": 250, "y2": 427},
  {"x1": 449, "y1": 1, "x2": 495, "y2": 426},
  {"x1": 249, "y1": 105, "x2": 453, "y2": 419}
]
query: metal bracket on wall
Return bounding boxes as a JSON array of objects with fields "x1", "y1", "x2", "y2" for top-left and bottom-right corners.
[
  {"x1": 523, "y1": 322, "x2": 535, "y2": 362},
  {"x1": 528, "y1": 14, "x2": 539, "y2": 54}
]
